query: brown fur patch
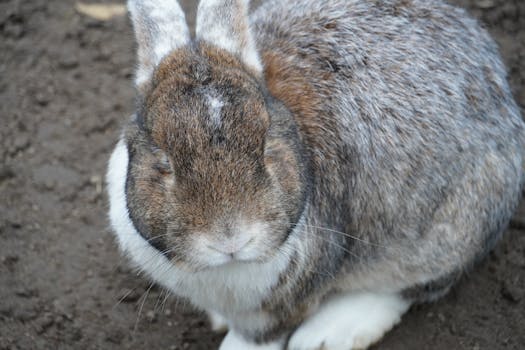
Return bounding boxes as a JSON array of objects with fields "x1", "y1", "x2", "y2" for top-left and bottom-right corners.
[
  {"x1": 263, "y1": 51, "x2": 322, "y2": 124},
  {"x1": 262, "y1": 49, "x2": 340, "y2": 159}
]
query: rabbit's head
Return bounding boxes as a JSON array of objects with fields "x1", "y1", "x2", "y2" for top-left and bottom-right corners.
[{"x1": 119, "y1": 0, "x2": 309, "y2": 271}]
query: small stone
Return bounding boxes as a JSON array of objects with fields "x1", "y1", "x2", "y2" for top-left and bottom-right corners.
[
  {"x1": 14, "y1": 134, "x2": 29, "y2": 148},
  {"x1": 105, "y1": 329, "x2": 125, "y2": 344},
  {"x1": 14, "y1": 308, "x2": 37, "y2": 322},
  {"x1": 501, "y1": 2, "x2": 518, "y2": 18},
  {"x1": 80, "y1": 214, "x2": 93, "y2": 225},
  {"x1": 119, "y1": 67, "x2": 133, "y2": 79},
  {"x1": 94, "y1": 46, "x2": 111, "y2": 61},
  {"x1": 116, "y1": 265, "x2": 132, "y2": 274},
  {"x1": 4, "y1": 22, "x2": 25, "y2": 38},
  {"x1": 146, "y1": 310, "x2": 157, "y2": 323},
  {"x1": 35, "y1": 313, "x2": 54, "y2": 334},
  {"x1": 55, "y1": 314, "x2": 66, "y2": 325},
  {"x1": 2, "y1": 255, "x2": 19, "y2": 267},
  {"x1": 502, "y1": 19, "x2": 518, "y2": 33},
  {"x1": 449, "y1": 323, "x2": 458, "y2": 335},
  {"x1": 58, "y1": 55, "x2": 79, "y2": 69},
  {"x1": 0, "y1": 305, "x2": 13, "y2": 317},
  {"x1": 67, "y1": 327, "x2": 83, "y2": 342},
  {"x1": 0, "y1": 165, "x2": 15, "y2": 183},
  {"x1": 487, "y1": 264, "x2": 498, "y2": 274},
  {"x1": 85, "y1": 19, "x2": 106, "y2": 29},
  {"x1": 501, "y1": 280, "x2": 523, "y2": 303},
  {"x1": 89, "y1": 175, "x2": 103, "y2": 194},
  {"x1": 9, "y1": 220, "x2": 22, "y2": 229},
  {"x1": 112, "y1": 102, "x2": 123, "y2": 111},
  {"x1": 16, "y1": 120, "x2": 27, "y2": 132},
  {"x1": 35, "y1": 91, "x2": 51, "y2": 106},
  {"x1": 10, "y1": 135, "x2": 30, "y2": 155},
  {"x1": 15, "y1": 288, "x2": 38, "y2": 298},
  {"x1": 43, "y1": 178, "x2": 56, "y2": 190},
  {"x1": 475, "y1": 0, "x2": 495, "y2": 9}
]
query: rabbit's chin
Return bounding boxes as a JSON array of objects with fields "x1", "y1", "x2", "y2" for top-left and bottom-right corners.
[{"x1": 107, "y1": 137, "x2": 297, "y2": 313}]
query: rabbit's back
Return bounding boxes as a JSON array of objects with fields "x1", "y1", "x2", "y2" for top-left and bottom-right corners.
[
  {"x1": 253, "y1": 0, "x2": 523, "y2": 148},
  {"x1": 252, "y1": 0, "x2": 525, "y2": 281}
]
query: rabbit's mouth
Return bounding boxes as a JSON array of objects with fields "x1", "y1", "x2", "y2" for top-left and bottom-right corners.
[{"x1": 183, "y1": 221, "x2": 275, "y2": 268}]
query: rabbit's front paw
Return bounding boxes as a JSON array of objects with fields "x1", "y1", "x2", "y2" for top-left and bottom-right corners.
[
  {"x1": 219, "y1": 330, "x2": 284, "y2": 350},
  {"x1": 287, "y1": 292, "x2": 410, "y2": 350}
]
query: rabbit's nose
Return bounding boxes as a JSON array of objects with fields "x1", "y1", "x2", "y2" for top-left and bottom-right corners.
[{"x1": 207, "y1": 236, "x2": 254, "y2": 257}]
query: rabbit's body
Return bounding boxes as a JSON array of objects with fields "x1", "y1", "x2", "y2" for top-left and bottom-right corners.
[
  {"x1": 253, "y1": 0, "x2": 525, "y2": 299},
  {"x1": 107, "y1": 0, "x2": 525, "y2": 349}
]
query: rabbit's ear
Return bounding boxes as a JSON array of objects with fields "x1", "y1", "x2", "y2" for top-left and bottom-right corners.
[
  {"x1": 128, "y1": 0, "x2": 190, "y2": 88},
  {"x1": 196, "y1": 0, "x2": 262, "y2": 74}
]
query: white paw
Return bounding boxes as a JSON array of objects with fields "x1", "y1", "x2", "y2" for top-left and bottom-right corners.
[
  {"x1": 208, "y1": 310, "x2": 229, "y2": 332},
  {"x1": 220, "y1": 330, "x2": 284, "y2": 350},
  {"x1": 287, "y1": 292, "x2": 410, "y2": 350}
]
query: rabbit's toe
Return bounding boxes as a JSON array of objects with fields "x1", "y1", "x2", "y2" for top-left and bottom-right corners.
[{"x1": 287, "y1": 292, "x2": 410, "y2": 350}]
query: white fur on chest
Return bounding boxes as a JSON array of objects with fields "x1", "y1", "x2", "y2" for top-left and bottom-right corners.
[{"x1": 106, "y1": 138, "x2": 292, "y2": 316}]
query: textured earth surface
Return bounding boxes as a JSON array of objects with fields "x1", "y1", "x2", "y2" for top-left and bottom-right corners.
[{"x1": 0, "y1": 0, "x2": 524, "y2": 349}]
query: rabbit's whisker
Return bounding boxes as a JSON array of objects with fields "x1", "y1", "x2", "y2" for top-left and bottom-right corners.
[{"x1": 133, "y1": 281, "x2": 155, "y2": 333}]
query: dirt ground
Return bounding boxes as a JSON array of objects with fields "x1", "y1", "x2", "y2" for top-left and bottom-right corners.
[{"x1": 0, "y1": 0, "x2": 524, "y2": 349}]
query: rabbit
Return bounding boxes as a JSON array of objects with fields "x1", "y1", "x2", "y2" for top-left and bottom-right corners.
[{"x1": 106, "y1": 0, "x2": 525, "y2": 349}]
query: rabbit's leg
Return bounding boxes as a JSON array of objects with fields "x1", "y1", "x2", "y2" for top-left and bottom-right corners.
[
  {"x1": 288, "y1": 292, "x2": 410, "y2": 350},
  {"x1": 219, "y1": 330, "x2": 285, "y2": 350},
  {"x1": 208, "y1": 310, "x2": 229, "y2": 332}
]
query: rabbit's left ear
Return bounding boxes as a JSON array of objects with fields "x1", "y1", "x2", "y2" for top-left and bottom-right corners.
[
  {"x1": 128, "y1": 0, "x2": 190, "y2": 88},
  {"x1": 196, "y1": 0, "x2": 262, "y2": 74}
]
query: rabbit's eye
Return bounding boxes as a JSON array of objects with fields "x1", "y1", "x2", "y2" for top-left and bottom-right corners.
[{"x1": 152, "y1": 148, "x2": 173, "y2": 175}]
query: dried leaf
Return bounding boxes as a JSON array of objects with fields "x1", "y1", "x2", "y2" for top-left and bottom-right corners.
[{"x1": 75, "y1": 2, "x2": 127, "y2": 21}]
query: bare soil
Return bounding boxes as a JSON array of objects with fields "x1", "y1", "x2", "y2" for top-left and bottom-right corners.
[{"x1": 1, "y1": 0, "x2": 524, "y2": 349}]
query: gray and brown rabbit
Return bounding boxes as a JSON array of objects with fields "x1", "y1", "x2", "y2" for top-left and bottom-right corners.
[{"x1": 107, "y1": 0, "x2": 525, "y2": 349}]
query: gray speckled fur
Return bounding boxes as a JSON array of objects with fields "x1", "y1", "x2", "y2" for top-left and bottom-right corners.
[
  {"x1": 246, "y1": 0, "x2": 524, "y2": 340},
  {"x1": 120, "y1": 0, "x2": 525, "y2": 345}
]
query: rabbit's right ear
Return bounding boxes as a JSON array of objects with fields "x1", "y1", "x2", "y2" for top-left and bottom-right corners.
[
  {"x1": 196, "y1": 0, "x2": 262, "y2": 74},
  {"x1": 128, "y1": 0, "x2": 190, "y2": 89}
]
